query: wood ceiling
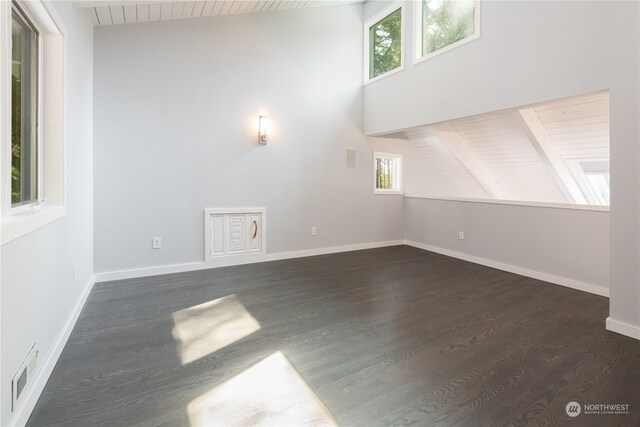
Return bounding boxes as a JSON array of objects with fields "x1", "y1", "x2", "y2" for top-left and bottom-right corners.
[
  {"x1": 75, "y1": 1, "x2": 361, "y2": 26},
  {"x1": 403, "y1": 91, "x2": 610, "y2": 205}
]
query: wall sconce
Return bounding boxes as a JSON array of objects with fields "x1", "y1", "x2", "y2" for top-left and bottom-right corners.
[{"x1": 258, "y1": 116, "x2": 268, "y2": 144}]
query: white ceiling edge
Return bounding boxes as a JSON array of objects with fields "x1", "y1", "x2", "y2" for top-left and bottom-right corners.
[
  {"x1": 76, "y1": 0, "x2": 364, "y2": 26},
  {"x1": 72, "y1": 0, "x2": 363, "y2": 6}
]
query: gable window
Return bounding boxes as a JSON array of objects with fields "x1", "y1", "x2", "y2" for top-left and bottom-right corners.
[
  {"x1": 567, "y1": 159, "x2": 610, "y2": 206},
  {"x1": 373, "y1": 151, "x2": 403, "y2": 194},
  {"x1": 416, "y1": 0, "x2": 479, "y2": 63},
  {"x1": 2, "y1": 0, "x2": 66, "y2": 244},
  {"x1": 585, "y1": 172, "x2": 610, "y2": 205},
  {"x1": 11, "y1": 3, "x2": 39, "y2": 207},
  {"x1": 364, "y1": 2, "x2": 404, "y2": 83}
]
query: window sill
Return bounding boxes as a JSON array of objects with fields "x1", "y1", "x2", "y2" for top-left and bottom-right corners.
[
  {"x1": 364, "y1": 65, "x2": 404, "y2": 86},
  {"x1": 412, "y1": 33, "x2": 480, "y2": 67},
  {"x1": 1, "y1": 204, "x2": 66, "y2": 245},
  {"x1": 374, "y1": 190, "x2": 404, "y2": 195}
]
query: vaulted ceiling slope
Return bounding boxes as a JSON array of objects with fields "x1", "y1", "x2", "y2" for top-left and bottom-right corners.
[
  {"x1": 403, "y1": 91, "x2": 610, "y2": 206},
  {"x1": 75, "y1": 0, "x2": 361, "y2": 26}
]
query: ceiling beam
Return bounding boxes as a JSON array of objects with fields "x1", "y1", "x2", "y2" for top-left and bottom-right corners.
[
  {"x1": 515, "y1": 108, "x2": 587, "y2": 204},
  {"x1": 430, "y1": 123, "x2": 510, "y2": 199}
]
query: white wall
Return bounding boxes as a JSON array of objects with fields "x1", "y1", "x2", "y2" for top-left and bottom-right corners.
[
  {"x1": 93, "y1": 5, "x2": 410, "y2": 274},
  {"x1": 404, "y1": 197, "x2": 609, "y2": 292},
  {"x1": 0, "y1": 2, "x2": 94, "y2": 425},
  {"x1": 364, "y1": 1, "x2": 638, "y2": 334}
]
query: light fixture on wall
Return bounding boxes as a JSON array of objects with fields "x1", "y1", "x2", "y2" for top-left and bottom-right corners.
[{"x1": 258, "y1": 116, "x2": 268, "y2": 145}]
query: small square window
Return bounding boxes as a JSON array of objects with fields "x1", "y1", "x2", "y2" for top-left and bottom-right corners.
[
  {"x1": 373, "y1": 151, "x2": 403, "y2": 194},
  {"x1": 365, "y1": 3, "x2": 404, "y2": 82},
  {"x1": 417, "y1": 0, "x2": 479, "y2": 62}
]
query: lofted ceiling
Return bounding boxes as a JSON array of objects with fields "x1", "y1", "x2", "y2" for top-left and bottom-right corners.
[
  {"x1": 74, "y1": 0, "x2": 362, "y2": 26},
  {"x1": 402, "y1": 91, "x2": 610, "y2": 205},
  {"x1": 75, "y1": 2, "x2": 609, "y2": 206}
]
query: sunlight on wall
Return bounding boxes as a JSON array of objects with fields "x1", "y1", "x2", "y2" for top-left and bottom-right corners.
[
  {"x1": 187, "y1": 351, "x2": 337, "y2": 427},
  {"x1": 171, "y1": 294, "x2": 260, "y2": 365}
]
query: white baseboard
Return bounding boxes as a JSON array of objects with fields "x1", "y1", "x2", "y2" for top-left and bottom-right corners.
[
  {"x1": 94, "y1": 240, "x2": 405, "y2": 283},
  {"x1": 606, "y1": 317, "x2": 640, "y2": 340},
  {"x1": 95, "y1": 239, "x2": 610, "y2": 300},
  {"x1": 404, "y1": 240, "x2": 609, "y2": 298},
  {"x1": 10, "y1": 274, "x2": 96, "y2": 427}
]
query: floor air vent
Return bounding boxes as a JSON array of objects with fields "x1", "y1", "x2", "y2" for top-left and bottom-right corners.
[{"x1": 12, "y1": 344, "x2": 38, "y2": 412}]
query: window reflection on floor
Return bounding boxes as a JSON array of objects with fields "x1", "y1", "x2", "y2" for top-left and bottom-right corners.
[
  {"x1": 172, "y1": 294, "x2": 260, "y2": 365},
  {"x1": 187, "y1": 351, "x2": 337, "y2": 427}
]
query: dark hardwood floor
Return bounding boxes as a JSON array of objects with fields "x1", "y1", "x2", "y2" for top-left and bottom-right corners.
[{"x1": 28, "y1": 246, "x2": 640, "y2": 426}]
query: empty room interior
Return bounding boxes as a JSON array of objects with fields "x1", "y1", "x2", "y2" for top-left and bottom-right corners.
[{"x1": 1, "y1": 0, "x2": 640, "y2": 426}]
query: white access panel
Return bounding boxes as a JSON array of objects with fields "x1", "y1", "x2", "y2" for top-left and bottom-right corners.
[
  {"x1": 205, "y1": 208, "x2": 266, "y2": 260},
  {"x1": 228, "y1": 215, "x2": 247, "y2": 253},
  {"x1": 248, "y1": 214, "x2": 261, "y2": 251},
  {"x1": 211, "y1": 215, "x2": 224, "y2": 255}
]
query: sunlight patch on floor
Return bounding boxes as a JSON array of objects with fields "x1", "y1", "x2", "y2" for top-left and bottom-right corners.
[
  {"x1": 187, "y1": 351, "x2": 338, "y2": 427},
  {"x1": 172, "y1": 294, "x2": 260, "y2": 365}
]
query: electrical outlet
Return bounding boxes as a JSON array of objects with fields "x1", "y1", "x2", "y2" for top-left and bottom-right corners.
[
  {"x1": 458, "y1": 231, "x2": 465, "y2": 240},
  {"x1": 72, "y1": 263, "x2": 77, "y2": 281},
  {"x1": 311, "y1": 226, "x2": 317, "y2": 236},
  {"x1": 152, "y1": 237, "x2": 162, "y2": 249}
]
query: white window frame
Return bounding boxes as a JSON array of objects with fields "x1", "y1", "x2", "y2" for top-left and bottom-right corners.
[
  {"x1": 373, "y1": 151, "x2": 403, "y2": 195},
  {"x1": 9, "y1": 3, "x2": 40, "y2": 211},
  {"x1": 413, "y1": 0, "x2": 480, "y2": 65},
  {"x1": 364, "y1": 1, "x2": 405, "y2": 85},
  {"x1": 1, "y1": 0, "x2": 66, "y2": 245}
]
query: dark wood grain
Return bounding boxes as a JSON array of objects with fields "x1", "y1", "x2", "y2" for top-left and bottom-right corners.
[{"x1": 27, "y1": 246, "x2": 640, "y2": 426}]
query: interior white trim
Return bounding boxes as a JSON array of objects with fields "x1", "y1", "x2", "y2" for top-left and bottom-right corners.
[
  {"x1": 363, "y1": 65, "x2": 404, "y2": 86},
  {"x1": 606, "y1": 317, "x2": 640, "y2": 340},
  {"x1": 404, "y1": 239, "x2": 609, "y2": 297},
  {"x1": 95, "y1": 238, "x2": 609, "y2": 299},
  {"x1": 404, "y1": 194, "x2": 610, "y2": 212},
  {"x1": 363, "y1": 1, "x2": 405, "y2": 84},
  {"x1": 95, "y1": 240, "x2": 405, "y2": 282},
  {"x1": 9, "y1": 274, "x2": 96, "y2": 427},
  {"x1": 1, "y1": 0, "x2": 67, "y2": 242},
  {"x1": 373, "y1": 151, "x2": 403, "y2": 194},
  {"x1": 204, "y1": 207, "x2": 267, "y2": 261},
  {"x1": 413, "y1": 0, "x2": 480, "y2": 65},
  {"x1": 1, "y1": 205, "x2": 66, "y2": 245}
]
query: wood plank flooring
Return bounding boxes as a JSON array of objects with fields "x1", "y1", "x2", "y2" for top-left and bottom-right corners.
[{"x1": 28, "y1": 246, "x2": 640, "y2": 426}]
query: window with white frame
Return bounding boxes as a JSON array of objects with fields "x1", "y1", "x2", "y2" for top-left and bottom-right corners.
[
  {"x1": 11, "y1": 2, "x2": 39, "y2": 207},
  {"x1": 373, "y1": 151, "x2": 403, "y2": 194},
  {"x1": 2, "y1": 0, "x2": 66, "y2": 244},
  {"x1": 364, "y1": 2, "x2": 404, "y2": 82},
  {"x1": 415, "y1": 0, "x2": 479, "y2": 62}
]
